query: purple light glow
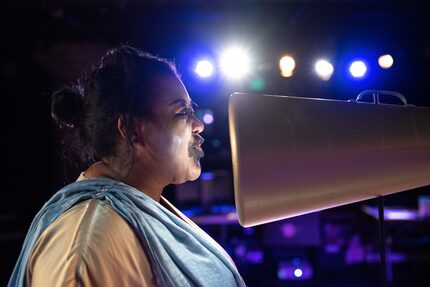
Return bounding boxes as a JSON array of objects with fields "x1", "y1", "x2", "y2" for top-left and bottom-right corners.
[
  {"x1": 234, "y1": 245, "x2": 246, "y2": 257},
  {"x1": 281, "y1": 223, "x2": 297, "y2": 238},
  {"x1": 246, "y1": 250, "x2": 264, "y2": 264},
  {"x1": 386, "y1": 210, "x2": 416, "y2": 220},
  {"x1": 202, "y1": 113, "x2": 214, "y2": 125},
  {"x1": 244, "y1": 227, "x2": 254, "y2": 235},
  {"x1": 362, "y1": 205, "x2": 418, "y2": 221}
]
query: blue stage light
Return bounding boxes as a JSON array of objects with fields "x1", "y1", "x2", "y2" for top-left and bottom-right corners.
[
  {"x1": 195, "y1": 60, "x2": 214, "y2": 78},
  {"x1": 349, "y1": 61, "x2": 367, "y2": 78}
]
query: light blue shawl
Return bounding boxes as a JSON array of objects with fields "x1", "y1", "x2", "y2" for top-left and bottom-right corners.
[{"x1": 8, "y1": 178, "x2": 246, "y2": 287}]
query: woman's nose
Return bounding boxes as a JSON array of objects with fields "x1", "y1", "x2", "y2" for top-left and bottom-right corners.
[{"x1": 192, "y1": 115, "x2": 204, "y2": 134}]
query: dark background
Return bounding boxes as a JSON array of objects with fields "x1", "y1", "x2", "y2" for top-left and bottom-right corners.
[{"x1": 2, "y1": 0, "x2": 430, "y2": 286}]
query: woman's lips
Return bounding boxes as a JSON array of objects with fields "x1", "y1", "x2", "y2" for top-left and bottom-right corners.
[
  {"x1": 193, "y1": 145, "x2": 205, "y2": 158},
  {"x1": 191, "y1": 136, "x2": 205, "y2": 159}
]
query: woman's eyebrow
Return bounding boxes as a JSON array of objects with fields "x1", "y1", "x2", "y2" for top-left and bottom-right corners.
[
  {"x1": 168, "y1": 99, "x2": 197, "y2": 109},
  {"x1": 168, "y1": 99, "x2": 188, "y2": 107}
]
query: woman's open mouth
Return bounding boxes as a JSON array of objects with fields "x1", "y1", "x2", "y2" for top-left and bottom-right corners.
[
  {"x1": 192, "y1": 145, "x2": 205, "y2": 158},
  {"x1": 190, "y1": 135, "x2": 205, "y2": 159}
]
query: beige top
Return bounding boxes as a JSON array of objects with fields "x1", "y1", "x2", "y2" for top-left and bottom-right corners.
[
  {"x1": 26, "y1": 198, "x2": 155, "y2": 287},
  {"x1": 26, "y1": 175, "x2": 235, "y2": 286}
]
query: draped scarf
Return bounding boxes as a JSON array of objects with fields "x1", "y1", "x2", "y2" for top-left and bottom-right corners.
[{"x1": 8, "y1": 178, "x2": 246, "y2": 287}]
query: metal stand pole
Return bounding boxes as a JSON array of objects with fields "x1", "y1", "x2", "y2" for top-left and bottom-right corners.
[{"x1": 378, "y1": 196, "x2": 387, "y2": 287}]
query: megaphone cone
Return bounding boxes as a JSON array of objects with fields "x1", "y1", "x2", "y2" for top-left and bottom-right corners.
[{"x1": 229, "y1": 91, "x2": 430, "y2": 227}]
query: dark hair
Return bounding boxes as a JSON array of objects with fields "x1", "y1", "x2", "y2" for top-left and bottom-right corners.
[{"x1": 51, "y1": 45, "x2": 179, "y2": 165}]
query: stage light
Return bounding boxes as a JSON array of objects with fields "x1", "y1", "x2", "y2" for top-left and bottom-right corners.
[
  {"x1": 378, "y1": 54, "x2": 394, "y2": 69},
  {"x1": 277, "y1": 263, "x2": 289, "y2": 280},
  {"x1": 195, "y1": 60, "x2": 214, "y2": 78},
  {"x1": 202, "y1": 112, "x2": 214, "y2": 125},
  {"x1": 197, "y1": 109, "x2": 214, "y2": 125},
  {"x1": 246, "y1": 250, "x2": 264, "y2": 264},
  {"x1": 277, "y1": 259, "x2": 313, "y2": 281},
  {"x1": 249, "y1": 76, "x2": 265, "y2": 90},
  {"x1": 349, "y1": 61, "x2": 367, "y2": 78},
  {"x1": 200, "y1": 172, "x2": 215, "y2": 181},
  {"x1": 279, "y1": 55, "x2": 295, "y2": 77},
  {"x1": 220, "y1": 47, "x2": 251, "y2": 79},
  {"x1": 211, "y1": 139, "x2": 221, "y2": 148},
  {"x1": 294, "y1": 268, "x2": 303, "y2": 278},
  {"x1": 281, "y1": 223, "x2": 297, "y2": 238},
  {"x1": 314, "y1": 59, "x2": 334, "y2": 81},
  {"x1": 362, "y1": 205, "x2": 418, "y2": 221}
]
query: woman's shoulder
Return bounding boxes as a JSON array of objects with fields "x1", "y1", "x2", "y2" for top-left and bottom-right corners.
[
  {"x1": 26, "y1": 199, "x2": 155, "y2": 286},
  {"x1": 31, "y1": 198, "x2": 142, "y2": 259}
]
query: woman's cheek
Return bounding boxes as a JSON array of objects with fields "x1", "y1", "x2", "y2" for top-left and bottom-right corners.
[{"x1": 167, "y1": 122, "x2": 191, "y2": 157}]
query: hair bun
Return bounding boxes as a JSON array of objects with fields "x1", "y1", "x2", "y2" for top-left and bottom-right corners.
[{"x1": 51, "y1": 85, "x2": 84, "y2": 129}]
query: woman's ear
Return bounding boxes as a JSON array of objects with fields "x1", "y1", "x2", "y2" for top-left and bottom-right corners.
[
  {"x1": 117, "y1": 115, "x2": 146, "y2": 144},
  {"x1": 117, "y1": 115, "x2": 128, "y2": 141}
]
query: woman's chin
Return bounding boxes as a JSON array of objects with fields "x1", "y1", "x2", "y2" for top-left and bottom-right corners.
[
  {"x1": 188, "y1": 168, "x2": 201, "y2": 182},
  {"x1": 172, "y1": 168, "x2": 201, "y2": 184}
]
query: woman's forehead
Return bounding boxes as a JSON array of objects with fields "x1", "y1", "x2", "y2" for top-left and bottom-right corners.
[{"x1": 155, "y1": 75, "x2": 191, "y2": 106}]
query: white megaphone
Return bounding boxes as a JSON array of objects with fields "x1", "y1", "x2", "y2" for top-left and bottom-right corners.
[{"x1": 229, "y1": 90, "x2": 430, "y2": 227}]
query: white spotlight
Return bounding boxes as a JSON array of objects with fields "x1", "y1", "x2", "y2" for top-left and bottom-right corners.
[
  {"x1": 294, "y1": 268, "x2": 303, "y2": 278},
  {"x1": 220, "y1": 47, "x2": 251, "y2": 79},
  {"x1": 314, "y1": 59, "x2": 334, "y2": 81},
  {"x1": 349, "y1": 61, "x2": 367, "y2": 78},
  {"x1": 195, "y1": 60, "x2": 214, "y2": 78},
  {"x1": 378, "y1": 54, "x2": 394, "y2": 69},
  {"x1": 279, "y1": 56, "x2": 296, "y2": 77}
]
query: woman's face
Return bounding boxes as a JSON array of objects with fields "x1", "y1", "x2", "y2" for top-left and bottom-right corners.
[{"x1": 139, "y1": 74, "x2": 205, "y2": 184}]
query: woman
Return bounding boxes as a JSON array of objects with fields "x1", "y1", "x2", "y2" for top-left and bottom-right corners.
[{"x1": 9, "y1": 45, "x2": 245, "y2": 287}]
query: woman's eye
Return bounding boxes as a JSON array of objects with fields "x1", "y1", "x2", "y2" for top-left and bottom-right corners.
[
  {"x1": 177, "y1": 108, "x2": 193, "y2": 117},
  {"x1": 178, "y1": 110, "x2": 187, "y2": 116}
]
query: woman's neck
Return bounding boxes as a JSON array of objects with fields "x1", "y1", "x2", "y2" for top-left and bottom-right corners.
[{"x1": 83, "y1": 160, "x2": 164, "y2": 202}]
